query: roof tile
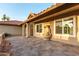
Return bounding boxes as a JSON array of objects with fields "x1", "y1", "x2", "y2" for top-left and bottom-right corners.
[{"x1": 0, "y1": 21, "x2": 22, "y2": 26}]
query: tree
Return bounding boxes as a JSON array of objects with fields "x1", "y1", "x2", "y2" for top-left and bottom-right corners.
[
  {"x1": 2, "y1": 14, "x2": 10, "y2": 21},
  {"x1": 2, "y1": 14, "x2": 7, "y2": 21}
]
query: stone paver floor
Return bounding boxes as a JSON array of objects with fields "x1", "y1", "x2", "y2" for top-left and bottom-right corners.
[{"x1": 6, "y1": 36, "x2": 79, "y2": 56}]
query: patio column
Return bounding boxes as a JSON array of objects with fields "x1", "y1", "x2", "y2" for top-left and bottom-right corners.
[
  {"x1": 25, "y1": 23, "x2": 29, "y2": 37},
  {"x1": 22, "y1": 24, "x2": 25, "y2": 36},
  {"x1": 77, "y1": 16, "x2": 79, "y2": 42}
]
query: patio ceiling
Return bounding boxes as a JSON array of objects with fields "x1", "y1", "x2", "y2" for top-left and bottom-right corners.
[{"x1": 33, "y1": 4, "x2": 79, "y2": 23}]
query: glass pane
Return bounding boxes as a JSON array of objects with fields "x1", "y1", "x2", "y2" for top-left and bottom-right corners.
[
  {"x1": 63, "y1": 18, "x2": 73, "y2": 35},
  {"x1": 56, "y1": 20, "x2": 62, "y2": 34},
  {"x1": 37, "y1": 25, "x2": 39, "y2": 32},
  {"x1": 39, "y1": 24, "x2": 42, "y2": 32}
]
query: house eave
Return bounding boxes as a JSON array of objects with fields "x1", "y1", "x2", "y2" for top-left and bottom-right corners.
[{"x1": 21, "y1": 3, "x2": 79, "y2": 24}]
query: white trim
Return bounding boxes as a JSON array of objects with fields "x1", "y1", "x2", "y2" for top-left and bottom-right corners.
[
  {"x1": 73, "y1": 16, "x2": 76, "y2": 37},
  {"x1": 54, "y1": 16, "x2": 76, "y2": 37},
  {"x1": 54, "y1": 20, "x2": 55, "y2": 35}
]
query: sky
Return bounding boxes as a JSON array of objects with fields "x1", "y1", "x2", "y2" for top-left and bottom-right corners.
[{"x1": 0, "y1": 3, "x2": 53, "y2": 21}]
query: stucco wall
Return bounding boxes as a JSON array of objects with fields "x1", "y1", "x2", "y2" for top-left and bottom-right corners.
[
  {"x1": 33, "y1": 16, "x2": 79, "y2": 46},
  {"x1": 0, "y1": 25, "x2": 22, "y2": 36}
]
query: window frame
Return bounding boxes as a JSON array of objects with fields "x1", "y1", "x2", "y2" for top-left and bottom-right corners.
[
  {"x1": 55, "y1": 19, "x2": 62, "y2": 34},
  {"x1": 36, "y1": 24, "x2": 42, "y2": 33}
]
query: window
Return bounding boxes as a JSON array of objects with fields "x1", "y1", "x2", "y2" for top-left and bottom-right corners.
[
  {"x1": 63, "y1": 18, "x2": 73, "y2": 35},
  {"x1": 36, "y1": 24, "x2": 42, "y2": 33},
  {"x1": 55, "y1": 17, "x2": 74, "y2": 35},
  {"x1": 56, "y1": 20, "x2": 62, "y2": 34}
]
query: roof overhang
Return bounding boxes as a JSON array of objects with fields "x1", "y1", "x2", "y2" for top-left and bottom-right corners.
[
  {"x1": 33, "y1": 4, "x2": 79, "y2": 23},
  {"x1": 21, "y1": 3, "x2": 79, "y2": 24}
]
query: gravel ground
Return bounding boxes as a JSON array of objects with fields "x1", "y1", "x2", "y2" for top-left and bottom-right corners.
[{"x1": 6, "y1": 36, "x2": 79, "y2": 56}]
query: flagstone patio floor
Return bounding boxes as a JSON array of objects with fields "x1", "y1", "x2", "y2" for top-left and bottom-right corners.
[{"x1": 6, "y1": 36, "x2": 79, "y2": 56}]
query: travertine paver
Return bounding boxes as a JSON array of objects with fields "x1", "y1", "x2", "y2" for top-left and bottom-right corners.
[{"x1": 6, "y1": 36, "x2": 79, "y2": 56}]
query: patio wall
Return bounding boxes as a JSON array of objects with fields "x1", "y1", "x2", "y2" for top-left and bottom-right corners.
[{"x1": 0, "y1": 25, "x2": 22, "y2": 36}]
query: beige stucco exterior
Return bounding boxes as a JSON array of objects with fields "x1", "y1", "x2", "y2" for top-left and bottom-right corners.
[
  {"x1": 22, "y1": 16, "x2": 79, "y2": 46},
  {"x1": 21, "y1": 4, "x2": 79, "y2": 46},
  {"x1": 21, "y1": 15, "x2": 79, "y2": 46},
  {"x1": 29, "y1": 16, "x2": 79, "y2": 46},
  {"x1": 0, "y1": 25, "x2": 22, "y2": 36}
]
